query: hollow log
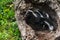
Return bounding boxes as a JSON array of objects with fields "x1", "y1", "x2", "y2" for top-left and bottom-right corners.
[{"x1": 14, "y1": 0, "x2": 60, "y2": 40}]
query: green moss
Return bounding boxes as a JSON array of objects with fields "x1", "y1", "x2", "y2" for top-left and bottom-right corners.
[{"x1": 0, "y1": 0, "x2": 21, "y2": 40}]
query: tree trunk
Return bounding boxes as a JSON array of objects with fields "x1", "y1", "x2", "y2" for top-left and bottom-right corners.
[{"x1": 14, "y1": 0, "x2": 60, "y2": 40}]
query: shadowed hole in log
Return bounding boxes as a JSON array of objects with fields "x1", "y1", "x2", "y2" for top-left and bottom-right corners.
[
  {"x1": 24, "y1": 3, "x2": 58, "y2": 32},
  {"x1": 55, "y1": 36, "x2": 60, "y2": 40}
]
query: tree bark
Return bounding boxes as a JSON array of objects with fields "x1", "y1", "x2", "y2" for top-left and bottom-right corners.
[{"x1": 14, "y1": 0, "x2": 60, "y2": 40}]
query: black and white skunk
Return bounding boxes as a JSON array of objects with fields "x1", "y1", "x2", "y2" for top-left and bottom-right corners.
[{"x1": 25, "y1": 9, "x2": 57, "y2": 31}]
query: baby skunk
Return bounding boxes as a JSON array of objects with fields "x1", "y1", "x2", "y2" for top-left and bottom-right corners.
[{"x1": 25, "y1": 9, "x2": 56, "y2": 31}]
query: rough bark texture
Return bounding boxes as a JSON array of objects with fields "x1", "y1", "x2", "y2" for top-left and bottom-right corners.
[{"x1": 14, "y1": 0, "x2": 60, "y2": 40}]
